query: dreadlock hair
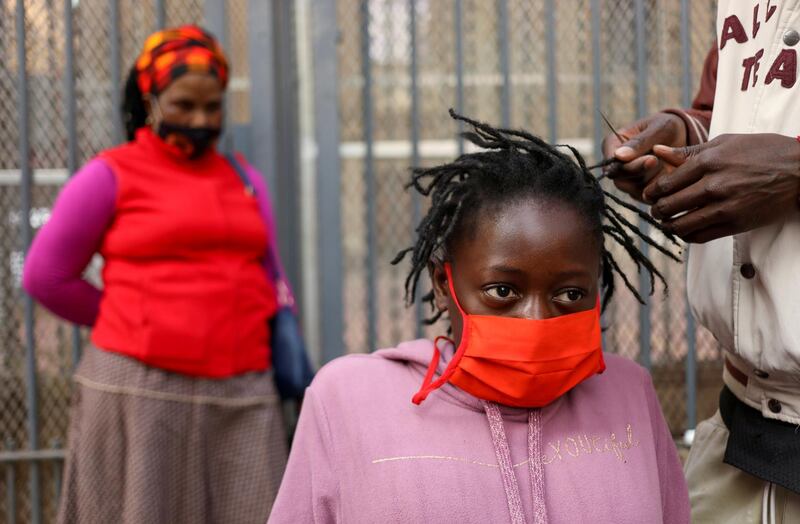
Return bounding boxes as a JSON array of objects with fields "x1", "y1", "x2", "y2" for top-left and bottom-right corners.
[
  {"x1": 122, "y1": 66, "x2": 149, "y2": 141},
  {"x1": 392, "y1": 109, "x2": 682, "y2": 324}
]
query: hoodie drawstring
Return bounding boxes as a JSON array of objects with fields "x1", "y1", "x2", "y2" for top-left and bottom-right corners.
[
  {"x1": 483, "y1": 401, "x2": 548, "y2": 524},
  {"x1": 484, "y1": 401, "x2": 526, "y2": 524},
  {"x1": 527, "y1": 409, "x2": 547, "y2": 524}
]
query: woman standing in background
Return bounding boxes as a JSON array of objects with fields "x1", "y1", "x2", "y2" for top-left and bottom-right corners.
[{"x1": 24, "y1": 25, "x2": 291, "y2": 523}]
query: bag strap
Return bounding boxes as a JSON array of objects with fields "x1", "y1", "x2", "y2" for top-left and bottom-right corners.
[
  {"x1": 225, "y1": 152, "x2": 256, "y2": 196},
  {"x1": 225, "y1": 153, "x2": 281, "y2": 282}
]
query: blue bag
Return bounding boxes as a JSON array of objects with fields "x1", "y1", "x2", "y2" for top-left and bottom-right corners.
[{"x1": 226, "y1": 154, "x2": 315, "y2": 399}]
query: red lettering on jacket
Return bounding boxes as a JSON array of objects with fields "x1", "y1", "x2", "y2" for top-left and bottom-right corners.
[
  {"x1": 753, "y1": 4, "x2": 761, "y2": 39},
  {"x1": 741, "y1": 49, "x2": 765, "y2": 90},
  {"x1": 766, "y1": 0, "x2": 777, "y2": 23},
  {"x1": 721, "y1": 15, "x2": 748, "y2": 50},
  {"x1": 766, "y1": 49, "x2": 797, "y2": 88}
]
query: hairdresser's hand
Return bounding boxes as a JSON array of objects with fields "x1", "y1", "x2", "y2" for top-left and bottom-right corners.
[
  {"x1": 643, "y1": 133, "x2": 800, "y2": 244},
  {"x1": 601, "y1": 113, "x2": 687, "y2": 202}
]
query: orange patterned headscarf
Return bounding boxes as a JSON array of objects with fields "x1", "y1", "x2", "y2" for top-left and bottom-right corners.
[{"x1": 135, "y1": 25, "x2": 228, "y2": 96}]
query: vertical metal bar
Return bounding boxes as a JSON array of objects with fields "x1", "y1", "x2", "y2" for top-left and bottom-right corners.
[
  {"x1": 590, "y1": 0, "x2": 609, "y2": 350},
  {"x1": 247, "y1": 1, "x2": 304, "y2": 305},
  {"x1": 71, "y1": 326, "x2": 82, "y2": 369},
  {"x1": 634, "y1": 0, "x2": 651, "y2": 369},
  {"x1": 273, "y1": 2, "x2": 304, "y2": 300},
  {"x1": 634, "y1": 0, "x2": 648, "y2": 119},
  {"x1": 409, "y1": 0, "x2": 423, "y2": 338},
  {"x1": 54, "y1": 442, "x2": 63, "y2": 504},
  {"x1": 497, "y1": 0, "x2": 510, "y2": 128},
  {"x1": 6, "y1": 462, "x2": 16, "y2": 524},
  {"x1": 5, "y1": 439, "x2": 17, "y2": 524},
  {"x1": 359, "y1": 1, "x2": 377, "y2": 352},
  {"x1": 590, "y1": 0, "x2": 602, "y2": 162},
  {"x1": 246, "y1": 1, "x2": 277, "y2": 194},
  {"x1": 686, "y1": 290, "x2": 697, "y2": 430},
  {"x1": 203, "y1": 0, "x2": 231, "y2": 154},
  {"x1": 545, "y1": 0, "x2": 558, "y2": 144},
  {"x1": 46, "y1": 0, "x2": 56, "y2": 88},
  {"x1": 15, "y1": 3, "x2": 42, "y2": 523},
  {"x1": 295, "y1": 0, "x2": 321, "y2": 363},
  {"x1": 64, "y1": 0, "x2": 82, "y2": 367},
  {"x1": 680, "y1": 0, "x2": 697, "y2": 432},
  {"x1": 679, "y1": 0, "x2": 693, "y2": 108},
  {"x1": 454, "y1": 0, "x2": 465, "y2": 155},
  {"x1": 246, "y1": 2, "x2": 304, "y2": 308},
  {"x1": 312, "y1": 0, "x2": 344, "y2": 361},
  {"x1": 157, "y1": 0, "x2": 166, "y2": 29},
  {"x1": 204, "y1": 0, "x2": 228, "y2": 57},
  {"x1": 109, "y1": 0, "x2": 122, "y2": 145}
]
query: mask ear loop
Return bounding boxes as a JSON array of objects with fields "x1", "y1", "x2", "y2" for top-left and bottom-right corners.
[{"x1": 411, "y1": 263, "x2": 472, "y2": 405}]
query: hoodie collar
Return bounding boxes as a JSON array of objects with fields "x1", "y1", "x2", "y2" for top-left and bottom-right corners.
[
  {"x1": 375, "y1": 338, "x2": 565, "y2": 424},
  {"x1": 378, "y1": 338, "x2": 551, "y2": 523}
]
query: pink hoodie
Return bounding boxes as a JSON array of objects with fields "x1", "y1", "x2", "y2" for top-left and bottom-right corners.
[{"x1": 269, "y1": 339, "x2": 689, "y2": 523}]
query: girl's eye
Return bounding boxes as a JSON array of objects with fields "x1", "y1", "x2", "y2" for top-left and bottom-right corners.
[
  {"x1": 485, "y1": 285, "x2": 517, "y2": 300},
  {"x1": 554, "y1": 289, "x2": 585, "y2": 303}
]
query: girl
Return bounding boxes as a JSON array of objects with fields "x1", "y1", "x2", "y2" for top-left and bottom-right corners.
[{"x1": 269, "y1": 112, "x2": 689, "y2": 523}]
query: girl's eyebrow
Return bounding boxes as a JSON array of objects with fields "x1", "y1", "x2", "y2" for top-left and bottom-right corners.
[
  {"x1": 554, "y1": 269, "x2": 594, "y2": 279},
  {"x1": 485, "y1": 264, "x2": 525, "y2": 275},
  {"x1": 486, "y1": 265, "x2": 593, "y2": 279}
]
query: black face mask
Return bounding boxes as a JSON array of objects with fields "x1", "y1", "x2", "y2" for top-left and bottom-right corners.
[{"x1": 156, "y1": 121, "x2": 221, "y2": 159}]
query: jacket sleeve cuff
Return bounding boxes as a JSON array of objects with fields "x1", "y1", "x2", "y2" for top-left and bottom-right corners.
[{"x1": 662, "y1": 108, "x2": 711, "y2": 146}]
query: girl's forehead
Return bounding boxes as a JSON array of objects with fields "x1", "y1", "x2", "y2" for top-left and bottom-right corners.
[{"x1": 452, "y1": 199, "x2": 601, "y2": 270}]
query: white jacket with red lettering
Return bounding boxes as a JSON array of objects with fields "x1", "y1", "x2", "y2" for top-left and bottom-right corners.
[{"x1": 673, "y1": 0, "x2": 800, "y2": 424}]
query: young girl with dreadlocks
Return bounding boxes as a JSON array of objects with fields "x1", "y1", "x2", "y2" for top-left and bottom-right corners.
[{"x1": 269, "y1": 111, "x2": 689, "y2": 524}]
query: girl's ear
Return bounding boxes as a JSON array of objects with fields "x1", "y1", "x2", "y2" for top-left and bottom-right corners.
[{"x1": 428, "y1": 260, "x2": 450, "y2": 312}]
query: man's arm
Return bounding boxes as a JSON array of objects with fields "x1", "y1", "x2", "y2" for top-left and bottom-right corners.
[{"x1": 663, "y1": 44, "x2": 717, "y2": 146}]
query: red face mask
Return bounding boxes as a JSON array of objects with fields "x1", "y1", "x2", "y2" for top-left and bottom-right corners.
[{"x1": 412, "y1": 263, "x2": 605, "y2": 408}]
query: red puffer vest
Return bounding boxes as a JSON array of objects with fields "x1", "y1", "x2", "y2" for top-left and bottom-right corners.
[{"x1": 91, "y1": 128, "x2": 277, "y2": 377}]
